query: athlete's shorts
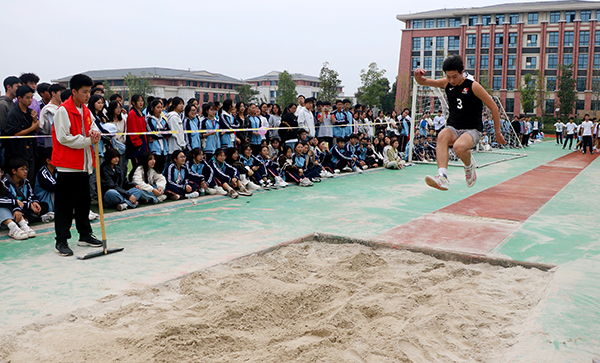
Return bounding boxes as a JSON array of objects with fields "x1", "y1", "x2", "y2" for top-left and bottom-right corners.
[{"x1": 446, "y1": 125, "x2": 482, "y2": 145}]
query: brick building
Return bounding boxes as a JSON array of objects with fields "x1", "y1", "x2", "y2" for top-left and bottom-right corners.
[
  {"x1": 245, "y1": 71, "x2": 344, "y2": 104},
  {"x1": 396, "y1": 1, "x2": 600, "y2": 117}
]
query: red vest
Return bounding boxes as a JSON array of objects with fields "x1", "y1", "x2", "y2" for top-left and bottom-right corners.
[{"x1": 51, "y1": 96, "x2": 96, "y2": 170}]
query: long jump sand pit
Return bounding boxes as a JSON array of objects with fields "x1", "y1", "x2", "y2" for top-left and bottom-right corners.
[{"x1": 1, "y1": 238, "x2": 554, "y2": 363}]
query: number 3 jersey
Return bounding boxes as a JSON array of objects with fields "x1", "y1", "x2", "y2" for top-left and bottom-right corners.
[{"x1": 445, "y1": 78, "x2": 483, "y2": 132}]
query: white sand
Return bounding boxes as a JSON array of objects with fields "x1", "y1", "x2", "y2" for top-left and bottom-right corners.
[{"x1": 0, "y1": 242, "x2": 553, "y2": 363}]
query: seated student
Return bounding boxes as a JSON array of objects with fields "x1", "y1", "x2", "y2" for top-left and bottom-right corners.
[
  {"x1": 315, "y1": 140, "x2": 336, "y2": 176},
  {"x1": 101, "y1": 148, "x2": 142, "y2": 211},
  {"x1": 383, "y1": 139, "x2": 404, "y2": 170},
  {"x1": 0, "y1": 174, "x2": 31, "y2": 240},
  {"x1": 293, "y1": 142, "x2": 321, "y2": 183},
  {"x1": 2, "y1": 159, "x2": 49, "y2": 230},
  {"x1": 364, "y1": 138, "x2": 382, "y2": 167},
  {"x1": 331, "y1": 138, "x2": 355, "y2": 173},
  {"x1": 238, "y1": 144, "x2": 262, "y2": 188},
  {"x1": 34, "y1": 148, "x2": 57, "y2": 214},
  {"x1": 345, "y1": 134, "x2": 367, "y2": 171},
  {"x1": 226, "y1": 147, "x2": 260, "y2": 192},
  {"x1": 278, "y1": 145, "x2": 313, "y2": 187},
  {"x1": 268, "y1": 138, "x2": 282, "y2": 160},
  {"x1": 297, "y1": 129, "x2": 309, "y2": 145},
  {"x1": 208, "y1": 149, "x2": 252, "y2": 198},
  {"x1": 405, "y1": 137, "x2": 426, "y2": 162},
  {"x1": 303, "y1": 142, "x2": 322, "y2": 182},
  {"x1": 130, "y1": 152, "x2": 168, "y2": 204},
  {"x1": 423, "y1": 135, "x2": 437, "y2": 160},
  {"x1": 164, "y1": 149, "x2": 204, "y2": 200},
  {"x1": 187, "y1": 147, "x2": 222, "y2": 195},
  {"x1": 253, "y1": 145, "x2": 288, "y2": 188}
]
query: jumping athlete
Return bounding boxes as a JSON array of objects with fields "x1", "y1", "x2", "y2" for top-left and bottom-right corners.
[{"x1": 414, "y1": 55, "x2": 506, "y2": 191}]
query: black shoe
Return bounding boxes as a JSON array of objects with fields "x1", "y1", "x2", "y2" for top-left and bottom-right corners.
[
  {"x1": 55, "y1": 242, "x2": 74, "y2": 256},
  {"x1": 78, "y1": 234, "x2": 103, "y2": 247}
]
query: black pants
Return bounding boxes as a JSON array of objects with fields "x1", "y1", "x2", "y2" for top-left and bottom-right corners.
[
  {"x1": 556, "y1": 131, "x2": 563, "y2": 145},
  {"x1": 522, "y1": 133, "x2": 530, "y2": 147},
  {"x1": 582, "y1": 135, "x2": 593, "y2": 154},
  {"x1": 563, "y1": 134, "x2": 574, "y2": 149},
  {"x1": 55, "y1": 171, "x2": 93, "y2": 243},
  {"x1": 23, "y1": 202, "x2": 50, "y2": 224}
]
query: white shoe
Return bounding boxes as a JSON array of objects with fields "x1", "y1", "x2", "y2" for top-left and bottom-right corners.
[
  {"x1": 116, "y1": 203, "x2": 128, "y2": 211},
  {"x1": 19, "y1": 223, "x2": 36, "y2": 238},
  {"x1": 465, "y1": 165, "x2": 477, "y2": 188},
  {"x1": 355, "y1": 167, "x2": 363, "y2": 174},
  {"x1": 88, "y1": 211, "x2": 99, "y2": 221},
  {"x1": 275, "y1": 176, "x2": 288, "y2": 187},
  {"x1": 185, "y1": 191, "x2": 200, "y2": 198},
  {"x1": 8, "y1": 226, "x2": 28, "y2": 240},
  {"x1": 362, "y1": 165, "x2": 368, "y2": 170},
  {"x1": 228, "y1": 188, "x2": 239, "y2": 199},
  {"x1": 42, "y1": 212, "x2": 55, "y2": 223},
  {"x1": 247, "y1": 181, "x2": 261, "y2": 191},
  {"x1": 260, "y1": 180, "x2": 271, "y2": 190},
  {"x1": 205, "y1": 187, "x2": 217, "y2": 195},
  {"x1": 425, "y1": 174, "x2": 450, "y2": 191},
  {"x1": 342, "y1": 166, "x2": 352, "y2": 172},
  {"x1": 215, "y1": 186, "x2": 228, "y2": 195},
  {"x1": 240, "y1": 174, "x2": 249, "y2": 186},
  {"x1": 268, "y1": 180, "x2": 278, "y2": 189},
  {"x1": 157, "y1": 194, "x2": 167, "y2": 202},
  {"x1": 334, "y1": 169, "x2": 340, "y2": 174}
]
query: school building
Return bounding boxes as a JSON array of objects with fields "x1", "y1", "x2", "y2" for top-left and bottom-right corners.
[
  {"x1": 245, "y1": 71, "x2": 344, "y2": 104},
  {"x1": 396, "y1": 0, "x2": 600, "y2": 117},
  {"x1": 54, "y1": 67, "x2": 246, "y2": 104}
]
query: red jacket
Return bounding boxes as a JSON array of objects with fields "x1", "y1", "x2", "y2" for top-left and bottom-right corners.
[
  {"x1": 127, "y1": 108, "x2": 148, "y2": 149},
  {"x1": 51, "y1": 96, "x2": 96, "y2": 170}
]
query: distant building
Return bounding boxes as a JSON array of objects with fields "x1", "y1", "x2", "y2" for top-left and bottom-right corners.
[
  {"x1": 54, "y1": 67, "x2": 246, "y2": 104},
  {"x1": 245, "y1": 71, "x2": 344, "y2": 104},
  {"x1": 396, "y1": 1, "x2": 600, "y2": 117}
]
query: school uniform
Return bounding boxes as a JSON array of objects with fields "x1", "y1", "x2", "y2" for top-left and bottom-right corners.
[
  {"x1": 201, "y1": 116, "x2": 221, "y2": 158},
  {"x1": 248, "y1": 115, "x2": 262, "y2": 154},
  {"x1": 332, "y1": 110, "x2": 348, "y2": 139},
  {"x1": 208, "y1": 157, "x2": 239, "y2": 185},
  {"x1": 2, "y1": 173, "x2": 49, "y2": 223},
  {"x1": 147, "y1": 114, "x2": 171, "y2": 173},
  {"x1": 293, "y1": 152, "x2": 320, "y2": 179},
  {"x1": 34, "y1": 165, "x2": 57, "y2": 212},
  {"x1": 252, "y1": 154, "x2": 280, "y2": 180},
  {"x1": 331, "y1": 144, "x2": 354, "y2": 170},
  {"x1": 186, "y1": 160, "x2": 215, "y2": 188},
  {"x1": 183, "y1": 116, "x2": 201, "y2": 152},
  {"x1": 219, "y1": 111, "x2": 238, "y2": 149},
  {"x1": 0, "y1": 181, "x2": 22, "y2": 225},
  {"x1": 163, "y1": 162, "x2": 201, "y2": 197},
  {"x1": 315, "y1": 148, "x2": 334, "y2": 172}
]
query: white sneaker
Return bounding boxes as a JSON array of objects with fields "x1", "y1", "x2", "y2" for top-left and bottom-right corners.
[
  {"x1": 267, "y1": 180, "x2": 278, "y2": 189},
  {"x1": 8, "y1": 227, "x2": 28, "y2": 240},
  {"x1": 299, "y1": 178, "x2": 312, "y2": 187},
  {"x1": 260, "y1": 180, "x2": 271, "y2": 190},
  {"x1": 157, "y1": 194, "x2": 167, "y2": 202},
  {"x1": 116, "y1": 203, "x2": 128, "y2": 211},
  {"x1": 205, "y1": 187, "x2": 217, "y2": 195},
  {"x1": 425, "y1": 174, "x2": 450, "y2": 191},
  {"x1": 465, "y1": 165, "x2": 477, "y2": 188},
  {"x1": 362, "y1": 165, "x2": 369, "y2": 170},
  {"x1": 275, "y1": 176, "x2": 288, "y2": 187},
  {"x1": 334, "y1": 169, "x2": 341, "y2": 174},
  {"x1": 41, "y1": 212, "x2": 55, "y2": 223},
  {"x1": 342, "y1": 166, "x2": 352, "y2": 172},
  {"x1": 215, "y1": 186, "x2": 228, "y2": 195},
  {"x1": 355, "y1": 167, "x2": 363, "y2": 174},
  {"x1": 88, "y1": 211, "x2": 99, "y2": 221},
  {"x1": 228, "y1": 188, "x2": 239, "y2": 199},
  {"x1": 247, "y1": 181, "x2": 261, "y2": 191},
  {"x1": 185, "y1": 191, "x2": 200, "y2": 198},
  {"x1": 19, "y1": 223, "x2": 36, "y2": 238}
]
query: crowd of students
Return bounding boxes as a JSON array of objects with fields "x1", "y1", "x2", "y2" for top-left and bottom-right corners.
[{"x1": 553, "y1": 114, "x2": 600, "y2": 154}]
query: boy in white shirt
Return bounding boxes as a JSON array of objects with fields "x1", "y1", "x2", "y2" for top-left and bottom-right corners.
[
  {"x1": 563, "y1": 118, "x2": 576, "y2": 150},
  {"x1": 553, "y1": 118, "x2": 565, "y2": 146},
  {"x1": 580, "y1": 114, "x2": 594, "y2": 154},
  {"x1": 39, "y1": 84, "x2": 66, "y2": 148}
]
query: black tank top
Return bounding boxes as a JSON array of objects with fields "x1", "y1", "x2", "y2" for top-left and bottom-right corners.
[{"x1": 445, "y1": 78, "x2": 483, "y2": 132}]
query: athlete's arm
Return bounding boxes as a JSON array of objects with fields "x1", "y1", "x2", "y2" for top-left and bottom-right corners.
[
  {"x1": 414, "y1": 68, "x2": 448, "y2": 88},
  {"x1": 472, "y1": 82, "x2": 507, "y2": 145}
]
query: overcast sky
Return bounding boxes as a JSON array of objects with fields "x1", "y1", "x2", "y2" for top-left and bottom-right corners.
[{"x1": 4, "y1": 0, "x2": 502, "y2": 96}]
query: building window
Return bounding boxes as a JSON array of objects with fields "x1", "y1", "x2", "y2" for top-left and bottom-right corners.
[
  {"x1": 507, "y1": 77, "x2": 516, "y2": 89},
  {"x1": 548, "y1": 54, "x2": 558, "y2": 69},
  {"x1": 437, "y1": 18, "x2": 446, "y2": 27},
  {"x1": 425, "y1": 19, "x2": 434, "y2": 28},
  {"x1": 508, "y1": 54, "x2": 517, "y2": 69},
  {"x1": 525, "y1": 56, "x2": 537, "y2": 69},
  {"x1": 412, "y1": 38, "x2": 421, "y2": 50},
  {"x1": 563, "y1": 54, "x2": 573, "y2": 65},
  {"x1": 469, "y1": 15, "x2": 477, "y2": 26},
  {"x1": 509, "y1": 13, "x2": 519, "y2": 24},
  {"x1": 494, "y1": 55, "x2": 503, "y2": 69},
  {"x1": 596, "y1": 31, "x2": 600, "y2": 46},
  {"x1": 581, "y1": 10, "x2": 591, "y2": 22},
  {"x1": 548, "y1": 32, "x2": 559, "y2": 46},
  {"x1": 449, "y1": 17, "x2": 461, "y2": 27},
  {"x1": 436, "y1": 37, "x2": 445, "y2": 49},
  {"x1": 579, "y1": 54, "x2": 589, "y2": 69},
  {"x1": 576, "y1": 99, "x2": 585, "y2": 110},
  {"x1": 436, "y1": 57, "x2": 444, "y2": 70},
  {"x1": 423, "y1": 57, "x2": 432, "y2": 70},
  {"x1": 481, "y1": 33, "x2": 490, "y2": 47},
  {"x1": 506, "y1": 98, "x2": 515, "y2": 113},
  {"x1": 482, "y1": 15, "x2": 491, "y2": 25},
  {"x1": 594, "y1": 54, "x2": 600, "y2": 68},
  {"x1": 496, "y1": 14, "x2": 505, "y2": 24},
  {"x1": 467, "y1": 55, "x2": 476, "y2": 69},
  {"x1": 495, "y1": 33, "x2": 503, "y2": 46},
  {"x1": 528, "y1": 12, "x2": 538, "y2": 24},
  {"x1": 412, "y1": 57, "x2": 420, "y2": 70},
  {"x1": 547, "y1": 77, "x2": 557, "y2": 91},
  {"x1": 509, "y1": 33, "x2": 518, "y2": 47},
  {"x1": 481, "y1": 55, "x2": 489, "y2": 68},
  {"x1": 413, "y1": 19, "x2": 422, "y2": 28},
  {"x1": 424, "y1": 37, "x2": 433, "y2": 50},
  {"x1": 564, "y1": 31, "x2": 574, "y2": 46},
  {"x1": 448, "y1": 36, "x2": 460, "y2": 49},
  {"x1": 203, "y1": 93, "x2": 209, "y2": 102},
  {"x1": 467, "y1": 34, "x2": 477, "y2": 48},
  {"x1": 580, "y1": 31, "x2": 590, "y2": 46},
  {"x1": 493, "y1": 77, "x2": 502, "y2": 90},
  {"x1": 565, "y1": 11, "x2": 576, "y2": 23},
  {"x1": 269, "y1": 81, "x2": 274, "y2": 86},
  {"x1": 270, "y1": 91, "x2": 276, "y2": 98},
  {"x1": 546, "y1": 99, "x2": 555, "y2": 114},
  {"x1": 550, "y1": 11, "x2": 560, "y2": 23},
  {"x1": 526, "y1": 34, "x2": 538, "y2": 47}
]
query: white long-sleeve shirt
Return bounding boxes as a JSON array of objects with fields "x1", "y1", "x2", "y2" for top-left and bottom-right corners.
[
  {"x1": 297, "y1": 107, "x2": 315, "y2": 137},
  {"x1": 53, "y1": 105, "x2": 99, "y2": 173},
  {"x1": 167, "y1": 111, "x2": 186, "y2": 152}
]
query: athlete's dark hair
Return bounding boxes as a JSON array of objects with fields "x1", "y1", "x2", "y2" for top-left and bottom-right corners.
[
  {"x1": 69, "y1": 74, "x2": 93, "y2": 91},
  {"x1": 43, "y1": 147, "x2": 53, "y2": 164},
  {"x1": 442, "y1": 55, "x2": 464, "y2": 73}
]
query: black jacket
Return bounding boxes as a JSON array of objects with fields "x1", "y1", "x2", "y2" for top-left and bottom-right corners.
[
  {"x1": 3, "y1": 106, "x2": 37, "y2": 162},
  {"x1": 100, "y1": 162, "x2": 136, "y2": 197}
]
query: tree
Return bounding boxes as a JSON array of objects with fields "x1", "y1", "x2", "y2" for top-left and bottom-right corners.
[
  {"x1": 380, "y1": 78, "x2": 397, "y2": 114},
  {"x1": 519, "y1": 73, "x2": 537, "y2": 114},
  {"x1": 124, "y1": 72, "x2": 154, "y2": 100},
  {"x1": 557, "y1": 64, "x2": 577, "y2": 119},
  {"x1": 276, "y1": 70, "x2": 297, "y2": 107},
  {"x1": 102, "y1": 81, "x2": 116, "y2": 99},
  {"x1": 534, "y1": 69, "x2": 549, "y2": 117},
  {"x1": 235, "y1": 84, "x2": 259, "y2": 103},
  {"x1": 318, "y1": 62, "x2": 341, "y2": 103},
  {"x1": 355, "y1": 62, "x2": 387, "y2": 109}
]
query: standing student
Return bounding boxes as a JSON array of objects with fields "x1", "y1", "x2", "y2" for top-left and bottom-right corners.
[
  {"x1": 39, "y1": 84, "x2": 66, "y2": 149},
  {"x1": 52, "y1": 74, "x2": 103, "y2": 256},
  {"x1": 279, "y1": 103, "x2": 298, "y2": 147},
  {"x1": 297, "y1": 98, "x2": 316, "y2": 138},
  {"x1": 563, "y1": 117, "x2": 576, "y2": 150},
  {"x1": 0, "y1": 76, "x2": 21, "y2": 131},
  {"x1": 433, "y1": 110, "x2": 446, "y2": 135},
  {"x1": 580, "y1": 114, "x2": 594, "y2": 154},
  {"x1": 107, "y1": 100, "x2": 128, "y2": 180},
  {"x1": 219, "y1": 99, "x2": 238, "y2": 149},
  {"x1": 415, "y1": 55, "x2": 506, "y2": 191},
  {"x1": 130, "y1": 152, "x2": 167, "y2": 204},
  {"x1": 268, "y1": 104, "x2": 282, "y2": 141},
  {"x1": 126, "y1": 94, "x2": 149, "y2": 167},
  {"x1": 183, "y1": 103, "x2": 201, "y2": 152},
  {"x1": 316, "y1": 101, "x2": 334, "y2": 146},
  {"x1": 397, "y1": 108, "x2": 411, "y2": 153},
  {"x1": 146, "y1": 99, "x2": 171, "y2": 173},
  {"x1": 554, "y1": 118, "x2": 565, "y2": 146},
  {"x1": 247, "y1": 103, "x2": 262, "y2": 155},
  {"x1": 167, "y1": 97, "x2": 186, "y2": 154},
  {"x1": 201, "y1": 102, "x2": 221, "y2": 160},
  {"x1": 235, "y1": 102, "x2": 250, "y2": 148}
]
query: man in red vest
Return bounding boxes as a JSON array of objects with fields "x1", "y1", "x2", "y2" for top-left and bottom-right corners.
[{"x1": 51, "y1": 74, "x2": 102, "y2": 256}]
